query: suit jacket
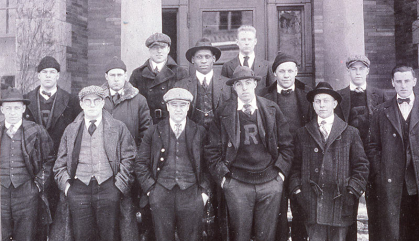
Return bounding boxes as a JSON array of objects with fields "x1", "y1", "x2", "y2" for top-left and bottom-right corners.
[
  {"x1": 221, "y1": 55, "x2": 275, "y2": 94},
  {"x1": 261, "y1": 79, "x2": 314, "y2": 127},
  {"x1": 0, "y1": 119, "x2": 55, "y2": 224},
  {"x1": 289, "y1": 115, "x2": 369, "y2": 227},
  {"x1": 175, "y1": 72, "x2": 231, "y2": 121},
  {"x1": 367, "y1": 95, "x2": 419, "y2": 240},
  {"x1": 24, "y1": 86, "x2": 81, "y2": 154},
  {"x1": 135, "y1": 117, "x2": 210, "y2": 207},
  {"x1": 129, "y1": 56, "x2": 189, "y2": 124}
]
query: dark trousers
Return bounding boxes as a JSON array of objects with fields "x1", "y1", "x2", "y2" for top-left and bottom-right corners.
[
  {"x1": 290, "y1": 198, "x2": 308, "y2": 241},
  {"x1": 149, "y1": 183, "x2": 204, "y2": 241},
  {"x1": 1, "y1": 180, "x2": 39, "y2": 241},
  {"x1": 306, "y1": 224, "x2": 348, "y2": 241},
  {"x1": 399, "y1": 184, "x2": 419, "y2": 241},
  {"x1": 365, "y1": 183, "x2": 380, "y2": 241},
  {"x1": 223, "y1": 177, "x2": 283, "y2": 241},
  {"x1": 67, "y1": 178, "x2": 121, "y2": 241}
]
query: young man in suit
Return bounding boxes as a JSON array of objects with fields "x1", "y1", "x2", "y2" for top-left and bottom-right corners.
[
  {"x1": 129, "y1": 33, "x2": 188, "y2": 124},
  {"x1": 289, "y1": 82, "x2": 369, "y2": 241},
  {"x1": 135, "y1": 88, "x2": 210, "y2": 241},
  {"x1": 206, "y1": 66, "x2": 293, "y2": 241},
  {"x1": 221, "y1": 25, "x2": 274, "y2": 94},
  {"x1": 367, "y1": 65, "x2": 419, "y2": 240},
  {"x1": 1, "y1": 88, "x2": 55, "y2": 241}
]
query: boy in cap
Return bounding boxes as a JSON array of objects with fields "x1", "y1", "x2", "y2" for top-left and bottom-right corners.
[
  {"x1": 129, "y1": 33, "x2": 188, "y2": 124},
  {"x1": 289, "y1": 82, "x2": 369, "y2": 241},
  {"x1": 176, "y1": 37, "x2": 231, "y2": 130},
  {"x1": 1, "y1": 88, "x2": 55, "y2": 241},
  {"x1": 221, "y1": 25, "x2": 275, "y2": 94},
  {"x1": 335, "y1": 55, "x2": 386, "y2": 241},
  {"x1": 135, "y1": 88, "x2": 210, "y2": 241},
  {"x1": 53, "y1": 85, "x2": 136, "y2": 241},
  {"x1": 206, "y1": 66, "x2": 293, "y2": 241}
]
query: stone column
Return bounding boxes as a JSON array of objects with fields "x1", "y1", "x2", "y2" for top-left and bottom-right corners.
[
  {"x1": 313, "y1": 0, "x2": 365, "y2": 89},
  {"x1": 121, "y1": 0, "x2": 162, "y2": 76}
]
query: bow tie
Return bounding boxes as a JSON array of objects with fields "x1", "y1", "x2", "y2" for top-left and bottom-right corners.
[
  {"x1": 42, "y1": 90, "x2": 52, "y2": 97},
  {"x1": 281, "y1": 89, "x2": 293, "y2": 96},
  {"x1": 397, "y1": 98, "x2": 411, "y2": 104}
]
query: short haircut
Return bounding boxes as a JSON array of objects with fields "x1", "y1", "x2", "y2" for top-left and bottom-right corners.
[
  {"x1": 237, "y1": 25, "x2": 257, "y2": 38},
  {"x1": 391, "y1": 65, "x2": 416, "y2": 79}
]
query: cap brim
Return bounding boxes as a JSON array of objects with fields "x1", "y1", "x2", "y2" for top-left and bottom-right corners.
[
  {"x1": 306, "y1": 89, "x2": 342, "y2": 103},
  {"x1": 149, "y1": 42, "x2": 170, "y2": 48},
  {"x1": 0, "y1": 99, "x2": 30, "y2": 105},
  {"x1": 226, "y1": 76, "x2": 262, "y2": 86},
  {"x1": 186, "y1": 46, "x2": 221, "y2": 63},
  {"x1": 346, "y1": 60, "x2": 369, "y2": 68}
]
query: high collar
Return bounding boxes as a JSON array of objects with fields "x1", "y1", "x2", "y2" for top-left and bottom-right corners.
[
  {"x1": 239, "y1": 52, "x2": 255, "y2": 67},
  {"x1": 396, "y1": 92, "x2": 415, "y2": 103},
  {"x1": 109, "y1": 88, "x2": 124, "y2": 96},
  {"x1": 39, "y1": 86, "x2": 58, "y2": 100},
  {"x1": 277, "y1": 83, "x2": 295, "y2": 93},
  {"x1": 237, "y1": 96, "x2": 258, "y2": 114},
  {"x1": 150, "y1": 60, "x2": 167, "y2": 72},
  {"x1": 349, "y1": 82, "x2": 367, "y2": 91},
  {"x1": 5, "y1": 119, "x2": 22, "y2": 130},
  {"x1": 84, "y1": 114, "x2": 102, "y2": 130},
  {"x1": 196, "y1": 70, "x2": 214, "y2": 85}
]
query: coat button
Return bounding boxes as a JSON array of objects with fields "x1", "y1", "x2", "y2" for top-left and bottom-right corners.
[
  {"x1": 160, "y1": 157, "x2": 164, "y2": 161},
  {"x1": 315, "y1": 168, "x2": 319, "y2": 173},
  {"x1": 228, "y1": 142, "x2": 232, "y2": 147},
  {"x1": 157, "y1": 168, "x2": 160, "y2": 171},
  {"x1": 162, "y1": 87, "x2": 165, "y2": 90},
  {"x1": 161, "y1": 148, "x2": 165, "y2": 153},
  {"x1": 393, "y1": 133, "x2": 396, "y2": 137},
  {"x1": 161, "y1": 101, "x2": 165, "y2": 105},
  {"x1": 149, "y1": 89, "x2": 153, "y2": 92},
  {"x1": 388, "y1": 179, "x2": 392, "y2": 183},
  {"x1": 314, "y1": 148, "x2": 318, "y2": 153},
  {"x1": 205, "y1": 113, "x2": 209, "y2": 116}
]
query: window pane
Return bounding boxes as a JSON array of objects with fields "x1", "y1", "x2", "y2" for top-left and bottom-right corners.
[
  {"x1": 202, "y1": 10, "x2": 253, "y2": 63},
  {"x1": 0, "y1": 0, "x2": 16, "y2": 35},
  {"x1": 278, "y1": 8, "x2": 303, "y2": 65}
]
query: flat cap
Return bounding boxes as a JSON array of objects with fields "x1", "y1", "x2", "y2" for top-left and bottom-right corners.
[
  {"x1": 226, "y1": 66, "x2": 261, "y2": 86},
  {"x1": 346, "y1": 55, "x2": 370, "y2": 68},
  {"x1": 145, "y1": 33, "x2": 171, "y2": 48},
  {"x1": 163, "y1": 88, "x2": 193, "y2": 103},
  {"x1": 105, "y1": 56, "x2": 126, "y2": 73},
  {"x1": 78, "y1": 85, "x2": 107, "y2": 100},
  {"x1": 37, "y1": 56, "x2": 60, "y2": 72},
  {"x1": 272, "y1": 52, "x2": 298, "y2": 73}
]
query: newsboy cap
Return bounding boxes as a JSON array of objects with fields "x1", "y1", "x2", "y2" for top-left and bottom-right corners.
[
  {"x1": 346, "y1": 55, "x2": 370, "y2": 68},
  {"x1": 163, "y1": 88, "x2": 193, "y2": 103},
  {"x1": 185, "y1": 38, "x2": 221, "y2": 63},
  {"x1": 226, "y1": 66, "x2": 262, "y2": 86},
  {"x1": 306, "y1": 82, "x2": 342, "y2": 103},
  {"x1": 105, "y1": 56, "x2": 127, "y2": 73},
  {"x1": 37, "y1": 56, "x2": 60, "y2": 72},
  {"x1": 78, "y1": 85, "x2": 107, "y2": 101},
  {"x1": 272, "y1": 52, "x2": 298, "y2": 73},
  {"x1": 145, "y1": 33, "x2": 171, "y2": 48},
  {"x1": 0, "y1": 88, "x2": 30, "y2": 105}
]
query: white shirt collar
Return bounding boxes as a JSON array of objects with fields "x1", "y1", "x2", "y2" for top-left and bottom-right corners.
[
  {"x1": 150, "y1": 60, "x2": 166, "y2": 72},
  {"x1": 349, "y1": 82, "x2": 367, "y2": 91},
  {"x1": 196, "y1": 70, "x2": 214, "y2": 85},
  {"x1": 109, "y1": 88, "x2": 124, "y2": 96},
  {"x1": 397, "y1": 92, "x2": 415, "y2": 105},
  {"x1": 237, "y1": 96, "x2": 258, "y2": 114},
  {"x1": 84, "y1": 115, "x2": 102, "y2": 131},
  {"x1": 239, "y1": 52, "x2": 255, "y2": 68},
  {"x1": 169, "y1": 118, "x2": 187, "y2": 134},
  {"x1": 277, "y1": 83, "x2": 295, "y2": 93},
  {"x1": 5, "y1": 119, "x2": 22, "y2": 131},
  {"x1": 39, "y1": 86, "x2": 58, "y2": 100},
  {"x1": 317, "y1": 114, "x2": 334, "y2": 126}
]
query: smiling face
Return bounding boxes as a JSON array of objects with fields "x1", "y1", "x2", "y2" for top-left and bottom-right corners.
[
  {"x1": 80, "y1": 94, "x2": 104, "y2": 120},
  {"x1": 38, "y1": 68, "x2": 59, "y2": 91},
  {"x1": 392, "y1": 71, "x2": 417, "y2": 98},
  {"x1": 347, "y1": 62, "x2": 369, "y2": 87},
  {"x1": 167, "y1": 100, "x2": 190, "y2": 123},
  {"x1": 233, "y1": 78, "x2": 257, "y2": 103},
  {"x1": 275, "y1": 62, "x2": 298, "y2": 89},
  {"x1": 149, "y1": 44, "x2": 170, "y2": 63},
  {"x1": 106, "y1": 68, "x2": 127, "y2": 92},
  {"x1": 313, "y1": 93, "x2": 338, "y2": 119},
  {"x1": 1, "y1": 102, "x2": 25, "y2": 124},
  {"x1": 192, "y1": 49, "x2": 215, "y2": 75}
]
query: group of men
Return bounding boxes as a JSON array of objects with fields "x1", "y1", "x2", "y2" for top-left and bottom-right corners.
[{"x1": 1, "y1": 24, "x2": 418, "y2": 241}]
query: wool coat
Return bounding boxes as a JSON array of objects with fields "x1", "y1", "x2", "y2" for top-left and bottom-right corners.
[
  {"x1": 366, "y1": 95, "x2": 419, "y2": 240},
  {"x1": 289, "y1": 115, "x2": 369, "y2": 227},
  {"x1": 129, "y1": 56, "x2": 188, "y2": 124}
]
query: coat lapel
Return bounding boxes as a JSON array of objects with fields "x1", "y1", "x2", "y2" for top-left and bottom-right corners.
[
  {"x1": 305, "y1": 118, "x2": 326, "y2": 151},
  {"x1": 340, "y1": 87, "x2": 351, "y2": 122},
  {"x1": 157, "y1": 118, "x2": 170, "y2": 152},
  {"x1": 49, "y1": 87, "x2": 70, "y2": 130},
  {"x1": 253, "y1": 58, "x2": 267, "y2": 76},
  {"x1": 384, "y1": 97, "x2": 403, "y2": 139},
  {"x1": 185, "y1": 119, "x2": 199, "y2": 179},
  {"x1": 26, "y1": 86, "x2": 41, "y2": 123},
  {"x1": 366, "y1": 86, "x2": 375, "y2": 117},
  {"x1": 325, "y1": 116, "x2": 347, "y2": 149},
  {"x1": 409, "y1": 96, "x2": 419, "y2": 132},
  {"x1": 220, "y1": 99, "x2": 240, "y2": 149},
  {"x1": 212, "y1": 73, "x2": 223, "y2": 109},
  {"x1": 103, "y1": 114, "x2": 119, "y2": 174}
]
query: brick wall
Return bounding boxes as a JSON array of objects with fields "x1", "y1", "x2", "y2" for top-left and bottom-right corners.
[
  {"x1": 87, "y1": 0, "x2": 122, "y2": 86},
  {"x1": 67, "y1": 0, "x2": 89, "y2": 94},
  {"x1": 363, "y1": 0, "x2": 396, "y2": 89},
  {"x1": 394, "y1": 0, "x2": 418, "y2": 67}
]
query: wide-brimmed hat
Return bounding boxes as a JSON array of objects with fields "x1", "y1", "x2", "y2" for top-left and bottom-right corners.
[
  {"x1": 306, "y1": 82, "x2": 342, "y2": 103},
  {"x1": 0, "y1": 88, "x2": 30, "y2": 105},
  {"x1": 226, "y1": 66, "x2": 262, "y2": 86},
  {"x1": 185, "y1": 38, "x2": 221, "y2": 63}
]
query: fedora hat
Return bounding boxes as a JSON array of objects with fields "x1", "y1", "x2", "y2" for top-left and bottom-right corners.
[
  {"x1": 185, "y1": 38, "x2": 221, "y2": 63},
  {"x1": 0, "y1": 88, "x2": 30, "y2": 105},
  {"x1": 306, "y1": 82, "x2": 342, "y2": 103},
  {"x1": 226, "y1": 66, "x2": 262, "y2": 86}
]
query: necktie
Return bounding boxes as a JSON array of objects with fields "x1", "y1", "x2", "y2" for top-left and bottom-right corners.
[
  {"x1": 319, "y1": 120, "x2": 329, "y2": 141},
  {"x1": 202, "y1": 77, "x2": 208, "y2": 89},
  {"x1": 243, "y1": 104, "x2": 252, "y2": 116},
  {"x1": 6, "y1": 125, "x2": 15, "y2": 138},
  {"x1": 281, "y1": 89, "x2": 292, "y2": 96},
  {"x1": 88, "y1": 120, "x2": 97, "y2": 136},
  {"x1": 243, "y1": 56, "x2": 250, "y2": 67},
  {"x1": 397, "y1": 98, "x2": 411, "y2": 104},
  {"x1": 154, "y1": 66, "x2": 159, "y2": 74},
  {"x1": 354, "y1": 87, "x2": 364, "y2": 93},
  {"x1": 42, "y1": 90, "x2": 52, "y2": 98},
  {"x1": 112, "y1": 93, "x2": 120, "y2": 104},
  {"x1": 174, "y1": 123, "x2": 182, "y2": 138}
]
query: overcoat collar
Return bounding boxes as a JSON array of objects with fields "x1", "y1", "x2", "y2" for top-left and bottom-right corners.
[
  {"x1": 305, "y1": 114, "x2": 347, "y2": 151},
  {"x1": 139, "y1": 56, "x2": 178, "y2": 88},
  {"x1": 383, "y1": 95, "x2": 419, "y2": 139},
  {"x1": 102, "y1": 81, "x2": 139, "y2": 106},
  {"x1": 339, "y1": 85, "x2": 377, "y2": 122}
]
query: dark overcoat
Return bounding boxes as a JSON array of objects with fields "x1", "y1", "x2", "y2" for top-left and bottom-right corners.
[
  {"x1": 205, "y1": 96, "x2": 294, "y2": 240},
  {"x1": 129, "y1": 56, "x2": 188, "y2": 124},
  {"x1": 367, "y1": 96, "x2": 419, "y2": 240},
  {"x1": 289, "y1": 115, "x2": 369, "y2": 227},
  {"x1": 221, "y1": 55, "x2": 275, "y2": 94},
  {"x1": 51, "y1": 110, "x2": 138, "y2": 241},
  {"x1": 135, "y1": 117, "x2": 210, "y2": 206}
]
